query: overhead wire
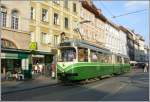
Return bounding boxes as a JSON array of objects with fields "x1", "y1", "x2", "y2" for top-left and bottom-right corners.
[
  {"x1": 99, "y1": 0, "x2": 115, "y2": 17},
  {"x1": 112, "y1": 9, "x2": 148, "y2": 18}
]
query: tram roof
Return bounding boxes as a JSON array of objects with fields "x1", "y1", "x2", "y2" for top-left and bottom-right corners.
[
  {"x1": 115, "y1": 53, "x2": 129, "y2": 58},
  {"x1": 62, "y1": 39, "x2": 112, "y2": 54}
]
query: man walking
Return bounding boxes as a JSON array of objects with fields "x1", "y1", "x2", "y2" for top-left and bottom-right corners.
[{"x1": 144, "y1": 63, "x2": 148, "y2": 72}]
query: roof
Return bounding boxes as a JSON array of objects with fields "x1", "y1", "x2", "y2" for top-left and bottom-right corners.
[{"x1": 81, "y1": 0, "x2": 107, "y2": 22}]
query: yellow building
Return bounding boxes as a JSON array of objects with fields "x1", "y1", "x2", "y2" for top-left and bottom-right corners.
[
  {"x1": 29, "y1": 0, "x2": 81, "y2": 52},
  {"x1": 29, "y1": 0, "x2": 81, "y2": 78},
  {"x1": 1, "y1": 0, "x2": 81, "y2": 79}
]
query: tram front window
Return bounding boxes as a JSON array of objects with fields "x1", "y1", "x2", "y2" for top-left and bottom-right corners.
[{"x1": 60, "y1": 48, "x2": 76, "y2": 62}]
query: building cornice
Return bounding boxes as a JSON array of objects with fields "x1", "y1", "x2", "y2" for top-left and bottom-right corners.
[{"x1": 81, "y1": 0, "x2": 107, "y2": 22}]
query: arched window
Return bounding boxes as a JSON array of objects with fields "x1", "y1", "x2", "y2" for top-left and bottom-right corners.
[
  {"x1": 1, "y1": 39, "x2": 17, "y2": 49},
  {"x1": 11, "y1": 9, "x2": 19, "y2": 29},
  {"x1": 0, "y1": 6, "x2": 7, "y2": 27}
]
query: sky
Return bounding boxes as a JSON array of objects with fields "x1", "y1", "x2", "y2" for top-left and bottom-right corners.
[{"x1": 93, "y1": 0, "x2": 149, "y2": 45}]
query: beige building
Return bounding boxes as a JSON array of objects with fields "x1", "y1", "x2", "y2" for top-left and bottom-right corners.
[
  {"x1": 80, "y1": 0, "x2": 107, "y2": 48},
  {"x1": 1, "y1": 0, "x2": 31, "y2": 80},
  {"x1": 1, "y1": 0, "x2": 30, "y2": 49}
]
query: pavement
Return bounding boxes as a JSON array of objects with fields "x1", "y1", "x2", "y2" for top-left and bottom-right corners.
[{"x1": 1, "y1": 76, "x2": 59, "y2": 94}]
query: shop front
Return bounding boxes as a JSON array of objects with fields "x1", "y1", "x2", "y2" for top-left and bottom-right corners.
[
  {"x1": 31, "y1": 51, "x2": 54, "y2": 79},
  {"x1": 1, "y1": 48, "x2": 30, "y2": 81}
]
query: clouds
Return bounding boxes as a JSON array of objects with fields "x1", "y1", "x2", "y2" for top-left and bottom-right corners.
[
  {"x1": 125, "y1": 1, "x2": 149, "y2": 7},
  {"x1": 125, "y1": 1, "x2": 149, "y2": 11}
]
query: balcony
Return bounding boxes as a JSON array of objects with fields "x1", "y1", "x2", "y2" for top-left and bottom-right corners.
[
  {"x1": 52, "y1": 24, "x2": 61, "y2": 30},
  {"x1": 40, "y1": 21, "x2": 49, "y2": 28}
]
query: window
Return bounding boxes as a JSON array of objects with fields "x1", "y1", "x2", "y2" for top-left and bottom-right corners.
[
  {"x1": 53, "y1": 0, "x2": 60, "y2": 4},
  {"x1": 41, "y1": 32, "x2": 47, "y2": 44},
  {"x1": 124, "y1": 58, "x2": 129, "y2": 64},
  {"x1": 0, "y1": 6, "x2": 7, "y2": 27},
  {"x1": 11, "y1": 10, "x2": 19, "y2": 29},
  {"x1": 64, "y1": 17, "x2": 68, "y2": 28},
  {"x1": 98, "y1": 54, "x2": 111, "y2": 63},
  {"x1": 31, "y1": 7, "x2": 35, "y2": 20},
  {"x1": 60, "y1": 48, "x2": 76, "y2": 62},
  {"x1": 73, "y1": 3, "x2": 76, "y2": 12},
  {"x1": 64, "y1": 0, "x2": 68, "y2": 9},
  {"x1": 53, "y1": 35, "x2": 58, "y2": 46},
  {"x1": 53, "y1": 13, "x2": 59, "y2": 25},
  {"x1": 81, "y1": 10, "x2": 84, "y2": 18},
  {"x1": 1, "y1": 39, "x2": 17, "y2": 48},
  {"x1": 30, "y1": 32, "x2": 35, "y2": 42},
  {"x1": 91, "y1": 51, "x2": 98, "y2": 62},
  {"x1": 42, "y1": 8, "x2": 48, "y2": 22},
  {"x1": 116, "y1": 56, "x2": 122, "y2": 64},
  {"x1": 78, "y1": 48, "x2": 88, "y2": 62}
]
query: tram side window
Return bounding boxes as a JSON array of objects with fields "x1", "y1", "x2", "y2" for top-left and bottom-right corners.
[
  {"x1": 98, "y1": 53, "x2": 110, "y2": 63},
  {"x1": 116, "y1": 56, "x2": 122, "y2": 64},
  {"x1": 104, "y1": 55, "x2": 111, "y2": 63},
  {"x1": 78, "y1": 48, "x2": 88, "y2": 62},
  {"x1": 98, "y1": 54, "x2": 105, "y2": 63},
  {"x1": 91, "y1": 51, "x2": 98, "y2": 62},
  {"x1": 124, "y1": 58, "x2": 129, "y2": 64},
  {"x1": 106, "y1": 55, "x2": 112, "y2": 64}
]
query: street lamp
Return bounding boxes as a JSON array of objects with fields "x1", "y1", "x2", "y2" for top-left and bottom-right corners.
[{"x1": 74, "y1": 20, "x2": 91, "y2": 40}]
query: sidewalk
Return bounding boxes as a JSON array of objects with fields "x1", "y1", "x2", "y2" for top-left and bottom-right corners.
[{"x1": 1, "y1": 76, "x2": 59, "y2": 94}]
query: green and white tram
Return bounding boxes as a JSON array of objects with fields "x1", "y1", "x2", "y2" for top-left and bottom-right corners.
[{"x1": 57, "y1": 39, "x2": 130, "y2": 81}]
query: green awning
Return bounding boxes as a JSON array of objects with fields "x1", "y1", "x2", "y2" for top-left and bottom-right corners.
[{"x1": 1, "y1": 53, "x2": 28, "y2": 59}]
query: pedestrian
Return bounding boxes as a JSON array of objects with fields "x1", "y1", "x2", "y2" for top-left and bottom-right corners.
[
  {"x1": 144, "y1": 63, "x2": 148, "y2": 72},
  {"x1": 51, "y1": 61, "x2": 56, "y2": 79}
]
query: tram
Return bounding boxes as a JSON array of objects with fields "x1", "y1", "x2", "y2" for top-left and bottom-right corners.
[{"x1": 56, "y1": 39, "x2": 130, "y2": 81}]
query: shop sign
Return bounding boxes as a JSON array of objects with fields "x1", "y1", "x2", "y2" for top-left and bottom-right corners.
[
  {"x1": 32, "y1": 55, "x2": 44, "y2": 58},
  {"x1": 29, "y1": 42, "x2": 37, "y2": 50},
  {"x1": 1, "y1": 53, "x2": 6, "y2": 58},
  {"x1": 1, "y1": 53, "x2": 18, "y2": 59}
]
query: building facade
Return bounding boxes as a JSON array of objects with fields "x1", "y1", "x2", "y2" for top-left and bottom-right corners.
[
  {"x1": 105, "y1": 21, "x2": 121, "y2": 55},
  {"x1": 1, "y1": 0, "x2": 82, "y2": 80},
  {"x1": 29, "y1": 0, "x2": 81, "y2": 52},
  {"x1": 137, "y1": 35, "x2": 145, "y2": 62},
  {"x1": 1, "y1": 0, "x2": 31, "y2": 80},
  {"x1": 119, "y1": 26, "x2": 128, "y2": 56},
  {"x1": 144, "y1": 45, "x2": 149, "y2": 62},
  {"x1": 80, "y1": 0, "x2": 107, "y2": 48},
  {"x1": 29, "y1": 0, "x2": 81, "y2": 78}
]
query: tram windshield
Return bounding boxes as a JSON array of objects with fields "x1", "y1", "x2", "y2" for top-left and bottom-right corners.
[{"x1": 60, "y1": 47, "x2": 76, "y2": 62}]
